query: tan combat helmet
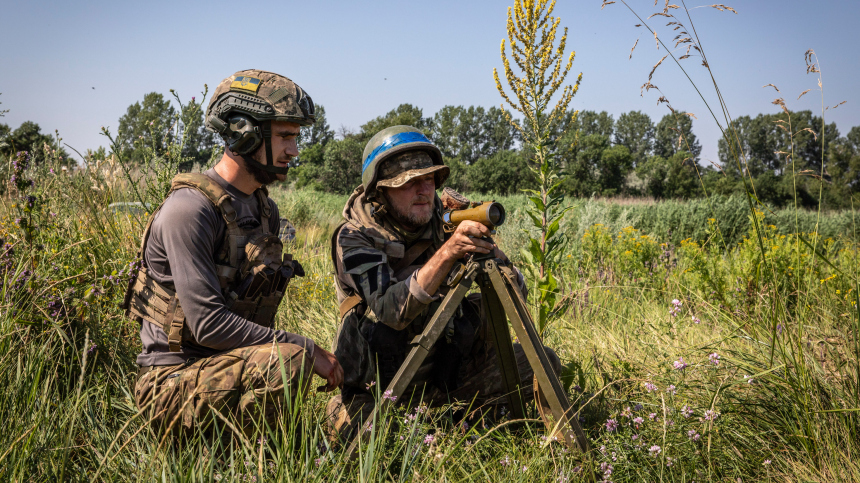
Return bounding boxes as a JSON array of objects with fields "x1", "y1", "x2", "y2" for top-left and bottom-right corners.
[
  {"x1": 361, "y1": 125, "x2": 448, "y2": 199},
  {"x1": 206, "y1": 69, "x2": 315, "y2": 174}
]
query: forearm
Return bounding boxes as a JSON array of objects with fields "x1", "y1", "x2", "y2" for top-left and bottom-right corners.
[{"x1": 414, "y1": 248, "x2": 456, "y2": 296}]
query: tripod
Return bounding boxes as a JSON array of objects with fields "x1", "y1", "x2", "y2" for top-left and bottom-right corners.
[{"x1": 346, "y1": 251, "x2": 590, "y2": 457}]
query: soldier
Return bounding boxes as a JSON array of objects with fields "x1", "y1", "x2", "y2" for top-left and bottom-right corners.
[
  {"x1": 326, "y1": 125, "x2": 560, "y2": 440},
  {"x1": 125, "y1": 70, "x2": 343, "y2": 438}
]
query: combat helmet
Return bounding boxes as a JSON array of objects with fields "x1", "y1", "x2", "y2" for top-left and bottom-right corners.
[
  {"x1": 361, "y1": 125, "x2": 447, "y2": 199},
  {"x1": 206, "y1": 69, "x2": 315, "y2": 174}
]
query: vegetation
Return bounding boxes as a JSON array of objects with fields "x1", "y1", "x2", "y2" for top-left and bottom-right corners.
[
  {"x1": 0, "y1": 1, "x2": 858, "y2": 481},
  {"x1": 0, "y1": 139, "x2": 858, "y2": 480}
]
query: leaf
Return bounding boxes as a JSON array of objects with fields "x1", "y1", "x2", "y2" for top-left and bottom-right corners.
[
  {"x1": 537, "y1": 272, "x2": 558, "y2": 305},
  {"x1": 520, "y1": 247, "x2": 535, "y2": 266},
  {"x1": 529, "y1": 196, "x2": 546, "y2": 212},
  {"x1": 526, "y1": 210, "x2": 543, "y2": 229},
  {"x1": 527, "y1": 238, "x2": 545, "y2": 264},
  {"x1": 546, "y1": 217, "x2": 562, "y2": 240}
]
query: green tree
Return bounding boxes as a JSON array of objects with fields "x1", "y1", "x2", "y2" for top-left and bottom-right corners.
[
  {"x1": 718, "y1": 111, "x2": 838, "y2": 178},
  {"x1": 654, "y1": 111, "x2": 701, "y2": 159},
  {"x1": 177, "y1": 98, "x2": 218, "y2": 169},
  {"x1": 597, "y1": 144, "x2": 633, "y2": 196},
  {"x1": 467, "y1": 150, "x2": 535, "y2": 195},
  {"x1": 427, "y1": 105, "x2": 517, "y2": 164},
  {"x1": 298, "y1": 104, "x2": 334, "y2": 150},
  {"x1": 563, "y1": 134, "x2": 605, "y2": 196},
  {"x1": 0, "y1": 121, "x2": 67, "y2": 163},
  {"x1": 575, "y1": 110, "x2": 614, "y2": 138},
  {"x1": 442, "y1": 157, "x2": 470, "y2": 193},
  {"x1": 117, "y1": 92, "x2": 177, "y2": 164},
  {"x1": 293, "y1": 143, "x2": 326, "y2": 191},
  {"x1": 638, "y1": 151, "x2": 702, "y2": 199},
  {"x1": 825, "y1": 126, "x2": 860, "y2": 207},
  {"x1": 0, "y1": 123, "x2": 11, "y2": 154},
  {"x1": 358, "y1": 104, "x2": 425, "y2": 144},
  {"x1": 614, "y1": 110, "x2": 654, "y2": 168},
  {"x1": 320, "y1": 138, "x2": 363, "y2": 194}
]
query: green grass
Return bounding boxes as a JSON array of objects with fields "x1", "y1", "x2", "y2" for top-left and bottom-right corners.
[{"x1": 1, "y1": 143, "x2": 859, "y2": 481}]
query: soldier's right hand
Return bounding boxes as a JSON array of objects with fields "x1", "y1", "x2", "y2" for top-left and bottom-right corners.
[{"x1": 441, "y1": 220, "x2": 495, "y2": 261}]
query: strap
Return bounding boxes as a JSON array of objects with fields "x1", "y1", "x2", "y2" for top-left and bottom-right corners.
[
  {"x1": 262, "y1": 120, "x2": 274, "y2": 170},
  {"x1": 330, "y1": 221, "x2": 347, "y2": 278},
  {"x1": 255, "y1": 189, "x2": 271, "y2": 235},
  {"x1": 391, "y1": 239, "x2": 433, "y2": 278},
  {"x1": 218, "y1": 198, "x2": 244, "y2": 269},
  {"x1": 215, "y1": 264, "x2": 237, "y2": 289},
  {"x1": 171, "y1": 172, "x2": 230, "y2": 206},
  {"x1": 332, "y1": 221, "x2": 368, "y2": 321},
  {"x1": 164, "y1": 295, "x2": 186, "y2": 352},
  {"x1": 338, "y1": 294, "x2": 363, "y2": 320}
]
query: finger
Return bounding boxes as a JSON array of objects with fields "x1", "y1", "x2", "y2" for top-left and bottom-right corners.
[
  {"x1": 462, "y1": 224, "x2": 491, "y2": 238},
  {"x1": 470, "y1": 239, "x2": 495, "y2": 251}
]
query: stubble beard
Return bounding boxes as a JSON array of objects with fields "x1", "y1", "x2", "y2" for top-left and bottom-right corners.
[
  {"x1": 385, "y1": 194, "x2": 434, "y2": 231},
  {"x1": 245, "y1": 148, "x2": 286, "y2": 185}
]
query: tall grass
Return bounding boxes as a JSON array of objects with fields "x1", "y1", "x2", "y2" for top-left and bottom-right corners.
[
  {"x1": 1, "y1": 145, "x2": 858, "y2": 480},
  {"x1": 1, "y1": 4, "x2": 858, "y2": 480}
]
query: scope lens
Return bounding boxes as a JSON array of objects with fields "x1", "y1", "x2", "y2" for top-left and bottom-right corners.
[{"x1": 488, "y1": 204, "x2": 505, "y2": 225}]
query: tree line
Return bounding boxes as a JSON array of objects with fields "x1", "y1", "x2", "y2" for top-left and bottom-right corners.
[{"x1": 2, "y1": 91, "x2": 858, "y2": 209}]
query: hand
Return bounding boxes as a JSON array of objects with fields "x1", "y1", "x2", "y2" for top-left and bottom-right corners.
[
  {"x1": 312, "y1": 346, "x2": 343, "y2": 392},
  {"x1": 441, "y1": 221, "x2": 495, "y2": 262}
]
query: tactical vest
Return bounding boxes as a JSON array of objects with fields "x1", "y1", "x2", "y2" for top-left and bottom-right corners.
[{"x1": 122, "y1": 173, "x2": 299, "y2": 352}]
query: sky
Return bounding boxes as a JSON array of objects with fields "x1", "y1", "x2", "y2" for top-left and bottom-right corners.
[{"x1": 1, "y1": 0, "x2": 858, "y2": 168}]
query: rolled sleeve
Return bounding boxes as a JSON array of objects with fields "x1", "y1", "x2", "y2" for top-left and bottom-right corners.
[{"x1": 406, "y1": 270, "x2": 437, "y2": 304}]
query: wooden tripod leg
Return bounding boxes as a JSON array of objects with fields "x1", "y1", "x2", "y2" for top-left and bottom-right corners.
[
  {"x1": 485, "y1": 261, "x2": 591, "y2": 454},
  {"x1": 345, "y1": 263, "x2": 477, "y2": 459},
  {"x1": 479, "y1": 267, "x2": 526, "y2": 419}
]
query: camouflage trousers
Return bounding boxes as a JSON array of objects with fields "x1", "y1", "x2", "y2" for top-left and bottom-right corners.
[
  {"x1": 325, "y1": 343, "x2": 561, "y2": 442},
  {"x1": 135, "y1": 342, "x2": 313, "y2": 437}
]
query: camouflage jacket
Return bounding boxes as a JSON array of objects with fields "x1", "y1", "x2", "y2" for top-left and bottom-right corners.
[{"x1": 331, "y1": 186, "x2": 526, "y2": 392}]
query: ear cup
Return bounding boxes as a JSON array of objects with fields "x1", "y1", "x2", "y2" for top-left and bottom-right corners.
[{"x1": 224, "y1": 114, "x2": 262, "y2": 155}]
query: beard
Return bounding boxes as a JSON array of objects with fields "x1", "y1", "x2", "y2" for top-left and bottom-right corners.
[{"x1": 384, "y1": 193, "x2": 434, "y2": 230}]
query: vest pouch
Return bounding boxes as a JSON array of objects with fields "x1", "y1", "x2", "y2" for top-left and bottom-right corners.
[
  {"x1": 251, "y1": 294, "x2": 282, "y2": 327},
  {"x1": 237, "y1": 234, "x2": 285, "y2": 299}
]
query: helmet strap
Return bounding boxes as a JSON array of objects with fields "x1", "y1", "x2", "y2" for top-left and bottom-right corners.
[{"x1": 242, "y1": 120, "x2": 290, "y2": 175}]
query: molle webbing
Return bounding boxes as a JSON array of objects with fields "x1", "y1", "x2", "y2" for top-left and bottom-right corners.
[{"x1": 126, "y1": 267, "x2": 188, "y2": 352}]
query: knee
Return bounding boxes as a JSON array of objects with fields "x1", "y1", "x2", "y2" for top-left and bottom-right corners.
[{"x1": 247, "y1": 342, "x2": 314, "y2": 386}]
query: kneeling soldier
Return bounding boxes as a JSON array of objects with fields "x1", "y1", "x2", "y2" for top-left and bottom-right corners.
[
  {"x1": 125, "y1": 70, "x2": 342, "y2": 438},
  {"x1": 326, "y1": 125, "x2": 560, "y2": 440}
]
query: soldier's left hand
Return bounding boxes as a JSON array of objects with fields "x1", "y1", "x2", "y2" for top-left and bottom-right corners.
[{"x1": 312, "y1": 346, "x2": 343, "y2": 392}]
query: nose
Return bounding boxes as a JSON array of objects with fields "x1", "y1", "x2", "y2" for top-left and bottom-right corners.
[
  {"x1": 284, "y1": 137, "x2": 299, "y2": 157},
  {"x1": 416, "y1": 177, "x2": 435, "y2": 196}
]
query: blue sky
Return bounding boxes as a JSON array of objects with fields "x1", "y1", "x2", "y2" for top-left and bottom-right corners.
[{"x1": 1, "y1": 0, "x2": 857, "y2": 167}]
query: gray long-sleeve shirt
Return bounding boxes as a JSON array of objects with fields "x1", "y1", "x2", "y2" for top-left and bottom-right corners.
[{"x1": 135, "y1": 169, "x2": 314, "y2": 367}]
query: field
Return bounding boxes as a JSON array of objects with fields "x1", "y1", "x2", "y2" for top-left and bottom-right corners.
[{"x1": 0, "y1": 147, "x2": 859, "y2": 482}]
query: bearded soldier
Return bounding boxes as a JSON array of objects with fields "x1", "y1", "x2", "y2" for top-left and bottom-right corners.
[
  {"x1": 125, "y1": 70, "x2": 342, "y2": 437},
  {"x1": 326, "y1": 125, "x2": 560, "y2": 440}
]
